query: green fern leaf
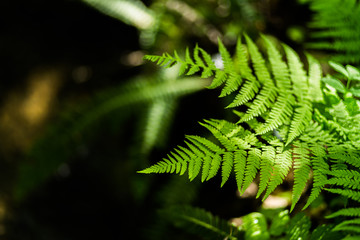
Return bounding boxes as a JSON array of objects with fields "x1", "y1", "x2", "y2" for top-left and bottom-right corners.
[
  {"x1": 218, "y1": 38, "x2": 235, "y2": 73},
  {"x1": 242, "y1": 148, "x2": 261, "y2": 194},
  {"x1": 257, "y1": 146, "x2": 276, "y2": 198},
  {"x1": 256, "y1": 94, "x2": 295, "y2": 135},
  {"x1": 234, "y1": 150, "x2": 248, "y2": 191},
  {"x1": 221, "y1": 152, "x2": 234, "y2": 187},
  {"x1": 208, "y1": 70, "x2": 227, "y2": 89},
  {"x1": 262, "y1": 35, "x2": 291, "y2": 90},
  {"x1": 303, "y1": 144, "x2": 329, "y2": 210},
  {"x1": 291, "y1": 142, "x2": 311, "y2": 212},
  {"x1": 325, "y1": 188, "x2": 360, "y2": 202},
  {"x1": 235, "y1": 38, "x2": 254, "y2": 80},
  {"x1": 332, "y1": 218, "x2": 360, "y2": 233},
  {"x1": 326, "y1": 208, "x2": 360, "y2": 219},
  {"x1": 219, "y1": 73, "x2": 243, "y2": 97},
  {"x1": 283, "y1": 44, "x2": 308, "y2": 98},
  {"x1": 207, "y1": 154, "x2": 222, "y2": 181},
  {"x1": 244, "y1": 34, "x2": 272, "y2": 85},
  {"x1": 188, "y1": 157, "x2": 202, "y2": 181},
  {"x1": 286, "y1": 101, "x2": 313, "y2": 146},
  {"x1": 227, "y1": 79, "x2": 261, "y2": 108},
  {"x1": 306, "y1": 54, "x2": 323, "y2": 102},
  {"x1": 239, "y1": 84, "x2": 278, "y2": 122},
  {"x1": 264, "y1": 148, "x2": 292, "y2": 200}
]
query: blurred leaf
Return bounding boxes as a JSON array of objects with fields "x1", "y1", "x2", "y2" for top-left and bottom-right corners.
[
  {"x1": 344, "y1": 97, "x2": 360, "y2": 116},
  {"x1": 329, "y1": 61, "x2": 349, "y2": 78},
  {"x1": 286, "y1": 212, "x2": 311, "y2": 240},
  {"x1": 350, "y1": 87, "x2": 360, "y2": 97},
  {"x1": 242, "y1": 212, "x2": 270, "y2": 240},
  {"x1": 82, "y1": 0, "x2": 156, "y2": 30},
  {"x1": 346, "y1": 65, "x2": 360, "y2": 81},
  {"x1": 322, "y1": 76, "x2": 346, "y2": 93},
  {"x1": 269, "y1": 210, "x2": 290, "y2": 237}
]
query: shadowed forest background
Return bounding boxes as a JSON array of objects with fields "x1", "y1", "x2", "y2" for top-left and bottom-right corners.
[{"x1": 0, "y1": 0, "x2": 357, "y2": 239}]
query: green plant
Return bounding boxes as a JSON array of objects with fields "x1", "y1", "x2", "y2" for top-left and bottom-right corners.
[
  {"x1": 140, "y1": 34, "x2": 360, "y2": 238},
  {"x1": 305, "y1": 0, "x2": 360, "y2": 64}
]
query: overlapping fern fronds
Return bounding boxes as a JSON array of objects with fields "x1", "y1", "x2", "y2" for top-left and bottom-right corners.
[
  {"x1": 141, "y1": 34, "x2": 325, "y2": 209},
  {"x1": 144, "y1": 34, "x2": 319, "y2": 144},
  {"x1": 141, "y1": 35, "x2": 360, "y2": 214},
  {"x1": 306, "y1": 0, "x2": 360, "y2": 64}
]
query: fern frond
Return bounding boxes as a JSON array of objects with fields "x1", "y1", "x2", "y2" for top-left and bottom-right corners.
[
  {"x1": 325, "y1": 188, "x2": 360, "y2": 202},
  {"x1": 241, "y1": 148, "x2": 261, "y2": 194},
  {"x1": 283, "y1": 44, "x2": 308, "y2": 99},
  {"x1": 239, "y1": 84, "x2": 278, "y2": 122},
  {"x1": 326, "y1": 208, "x2": 360, "y2": 218},
  {"x1": 262, "y1": 36, "x2": 291, "y2": 90},
  {"x1": 303, "y1": 144, "x2": 329, "y2": 210},
  {"x1": 221, "y1": 152, "x2": 234, "y2": 187},
  {"x1": 235, "y1": 38, "x2": 253, "y2": 79},
  {"x1": 307, "y1": 0, "x2": 360, "y2": 64},
  {"x1": 332, "y1": 218, "x2": 360, "y2": 233},
  {"x1": 227, "y1": 79, "x2": 261, "y2": 108},
  {"x1": 244, "y1": 34, "x2": 272, "y2": 85},
  {"x1": 256, "y1": 94, "x2": 295, "y2": 135},
  {"x1": 257, "y1": 146, "x2": 276, "y2": 198},
  {"x1": 234, "y1": 150, "x2": 248, "y2": 191},
  {"x1": 263, "y1": 148, "x2": 292, "y2": 200},
  {"x1": 291, "y1": 142, "x2": 311, "y2": 212},
  {"x1": 286, "y1": 101, "x2": 313, "y2": 146},
  {"x1": 161, "y1": 205, "x2": 238, "y2": 240},
  {"x1": 218, "y1": 38, "x2": 235, "y2": 73},
  {"x1": 306, "y1": 54, "x2": 324, "y2": 103}
]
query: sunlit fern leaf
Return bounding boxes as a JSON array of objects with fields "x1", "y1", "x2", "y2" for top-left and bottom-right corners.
[
  {"x1": 286, "y1": 101, "x2": 313, "y2": 146},
  {"x1": 239, "y1": 84, "x2": 278, "y2": 123},
  {"x1": 283, "y1": 44, "x2": 308, "y2": 99},
  {"x1": 306, "y1": 54, "x2": 323, "y2": 102},
  {"x1": 221, "y1": 152, "x2": 234, "y2": 187},
  {"x1": 201, "y1": 155, "x2": 212, "y2": 182},
  {"x1": 256, "y1": 146, "x2": 276, "y2": 198},
  {"x1": 141, "y1": 34, "x2": 331, "y2": 208},
  {"x1": 291, "y1": 142, "x2": 311, "y2": 212},
  {"x1": 255, "y1": 94, "x2": 295, "y2": 135},
  {"x1": 227, "y1": 79, "x2": 261, "y2": 108},
  {"x1": 219, "y1": 73, "x2": 243, "y2": 97},
  {"x1": 328, "y1": 145, "x2": 360, "y2": 169},
  {"x1": 235, "y1": 38, "x2": 253, "y2": 80},
  {"x1": 302, "y1": 144, "x2": 329, "y2": 210},
  {"x1": 326, "y1": 176, "x2": 360, "y2": 190},
  {"x1": 208, "y1": 70, "x2": 227, "y2": 89},
  {"x1": 199, "y1": 120, "x2": 237, "y2": 151},
  {"x1": 241, "y1": 148, "x2": 261, "y2": 194},
  {"x1": 262, "y1": 36, "x2": 291, "y2": 90},
  {"x1": 207, "y1": 154, "x2": 222, "y2": 181},
  {"x1": 263, "y1": 148, "x2": 292, "y2": 200},
  {"x1": 234, "y1": 150, "x2": 247, "y2": 191},
  {"x1": 218, "y1": 37, "x2": 235, "y2": 73},
  {"x1": 244, "y1": 34, "x2": 272, "y2": 84}
]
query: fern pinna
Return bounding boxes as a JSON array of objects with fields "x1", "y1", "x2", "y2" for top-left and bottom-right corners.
[{"x1": 139, "y1": 34, "x2": 360, "y2": 212}]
